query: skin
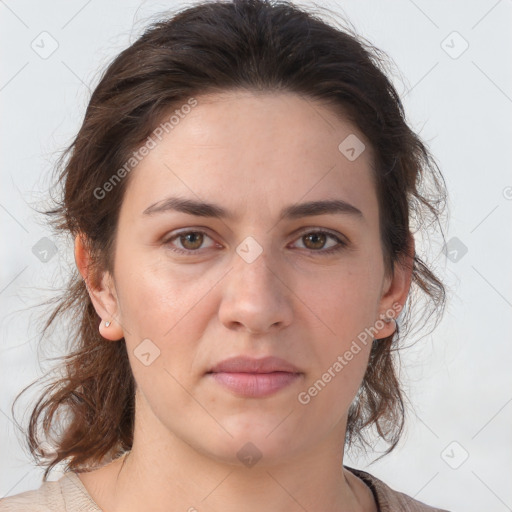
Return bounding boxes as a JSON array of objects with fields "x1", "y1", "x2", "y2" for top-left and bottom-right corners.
[{"x1": 74, "y1": 90, "x2": 413, "y2": 512}]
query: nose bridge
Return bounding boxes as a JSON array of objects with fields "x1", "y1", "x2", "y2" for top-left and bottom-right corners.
[
  {"x1": 232, "y1": 234, "x2": 281, "y2": 296},
  {"x1": 218, "y1": 234, "x2": 293, "y2": 333}
]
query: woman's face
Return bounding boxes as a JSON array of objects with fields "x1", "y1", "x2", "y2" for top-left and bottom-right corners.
[{"x1": 84, "y1": 91, "x2": 410, "y2": 466}]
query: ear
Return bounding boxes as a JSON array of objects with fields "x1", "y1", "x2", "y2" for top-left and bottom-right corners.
[
  {"x1": 373, "y1": 232, "x2": 415, "y2": 339},
  {"x1": 74, "y1": 233, "x2": 124, "y2": 341}
]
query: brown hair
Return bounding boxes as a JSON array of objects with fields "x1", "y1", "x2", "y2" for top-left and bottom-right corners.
[{"x1": 13, "y1": 0, "x2": 447, "y2": 480}]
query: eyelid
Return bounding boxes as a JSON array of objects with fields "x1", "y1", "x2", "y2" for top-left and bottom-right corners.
[
  {"x1": 289, "y1": 227, "x2": 348, "y2": 254},
  {"x1": 162, "y1": 228, "x2": 218, "y2": 250},
  {"x1": 292, "y1": 226, "x2": 348, "y2": 243}
]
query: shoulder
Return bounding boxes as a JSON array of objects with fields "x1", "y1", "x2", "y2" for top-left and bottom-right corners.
[
  {"x1": 0, "y1": 476, "x2": 64, "y2": 512},
  {"x1": 0, "y1": 472, "x2": 101, "y2": 512},
  {"x1": 344, "y1": 465, "x2": 452, "y2": 512}
]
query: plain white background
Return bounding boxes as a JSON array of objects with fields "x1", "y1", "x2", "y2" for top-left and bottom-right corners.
[{"x1": 1, "y1": 1, "x2": 511, "y2": 511}]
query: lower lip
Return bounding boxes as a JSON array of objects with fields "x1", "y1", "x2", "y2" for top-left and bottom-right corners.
[{"x1": 208, "y1": 372, "x2": 302, "y2": 398}]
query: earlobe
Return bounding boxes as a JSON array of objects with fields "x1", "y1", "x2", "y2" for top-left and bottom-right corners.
[
  {"x1": 74, "y1": 233, "x2": 124, "y2": 341},
  {"x1": 98, "y1": 317, "x2": 125, "y2": 341}
]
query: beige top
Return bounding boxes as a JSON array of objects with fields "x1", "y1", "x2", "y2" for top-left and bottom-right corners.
[{"x1": 0, "y1": 465, "x2": 451, "y2": 511}]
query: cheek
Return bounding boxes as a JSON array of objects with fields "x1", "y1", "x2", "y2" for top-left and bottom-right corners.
[
  {"x1": 296, "y1": 337, "x2": 372, "y2": 435},
  {"x1": 299, "y1": 264, "x2": 381, "y2": 392},
  {"x1": 113, "y1": 253, "x2": 227, "y2": 387},
  {"x1": 116, "y1": 265, "x2": 209, "y2": 406},
  {"x1": 306, "y1": 264, "x2": 383, "y2": 336},
  {"x1": 114, "y1": 250, "x2": 210, "y2": 336}
]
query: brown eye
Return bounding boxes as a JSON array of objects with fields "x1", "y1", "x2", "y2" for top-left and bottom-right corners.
[
  {"x1": 179, "y1": 232, "x2": 204, "y2": 250},
  {"x1": 164, "y1": 230, "x2": 216, "y2": 254},
  {"x1": 292, "y1": 230, "x2": 347, "y2": 255},
  {"x1": 302, "y1": 232, "x2": 327, "y2": 250}
]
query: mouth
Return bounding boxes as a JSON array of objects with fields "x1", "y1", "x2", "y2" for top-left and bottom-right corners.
[{"x1": 206, "y1": 356, "x2": 303, "y2": 398}]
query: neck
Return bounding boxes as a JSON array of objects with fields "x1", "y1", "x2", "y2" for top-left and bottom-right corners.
[
  {"x1": 110, "y1": 444, "x2": 366, "y2": 512},
  {"x1": 77, "y1": 396, "x2": 374, "y2": 512}
]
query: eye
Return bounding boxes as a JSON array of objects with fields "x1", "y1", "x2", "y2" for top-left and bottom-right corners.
[
  {"x1": 164, "y1": 230, "x2": 217, "y2": 254},
  {"x1": 291, "y1": 229, "x2": 347, "y2": 255}
]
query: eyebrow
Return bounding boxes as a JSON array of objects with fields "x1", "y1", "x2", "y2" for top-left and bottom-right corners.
[{"x1": 142, "y1": 196, "x2": 363, "y2": 221}]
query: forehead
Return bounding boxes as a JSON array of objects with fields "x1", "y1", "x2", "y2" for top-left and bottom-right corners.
[{"x1": 121, "y1": 90, "x2": 377, "y2": 224}]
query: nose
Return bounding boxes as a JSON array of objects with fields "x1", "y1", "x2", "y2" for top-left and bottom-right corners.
[{"x1": 218, "y1": 244, "x2": 294, "y2": 335}]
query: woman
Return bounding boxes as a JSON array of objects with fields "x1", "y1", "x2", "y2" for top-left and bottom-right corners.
[{"x1": 1, "y1": 0, "x2": 450, "y2": 510}]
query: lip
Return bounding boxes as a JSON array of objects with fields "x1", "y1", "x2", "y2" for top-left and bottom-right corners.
[
  {"x1": 206, "y1": 356, "x2": 303, "y2": 398},
  {"x1": 207, "y1": 356, "x2": 301, "y2": 374}
]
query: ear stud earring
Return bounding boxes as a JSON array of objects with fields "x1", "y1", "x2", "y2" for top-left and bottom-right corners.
[
  {"x1": 105, "y1": 320, "x2": 111, "y2": 327},
  {"x1": 379, "y1": 314, "x2": 395, "y2": 324}
]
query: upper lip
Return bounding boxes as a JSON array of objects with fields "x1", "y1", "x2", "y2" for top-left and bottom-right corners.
[{"x1": 207, "y1": 356, "x2": 301, "y2": 374}]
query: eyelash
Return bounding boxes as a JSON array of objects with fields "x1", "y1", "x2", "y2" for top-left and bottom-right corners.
[{"x1": 163, "y1": 228, "x2": 347, "y2": 256}]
